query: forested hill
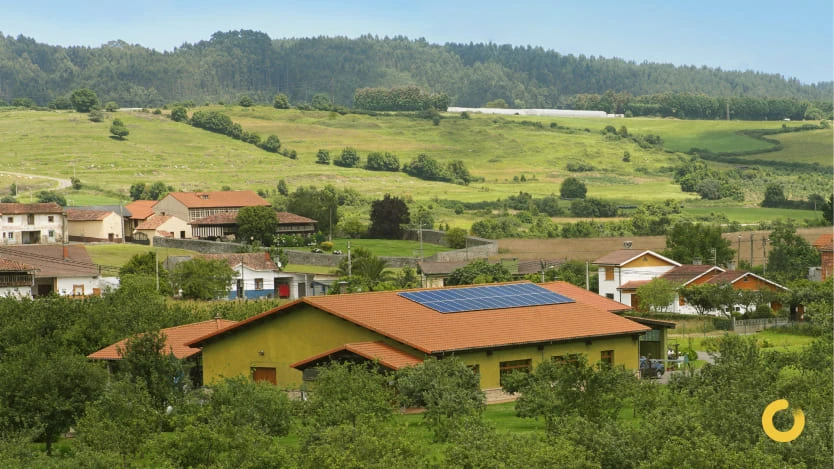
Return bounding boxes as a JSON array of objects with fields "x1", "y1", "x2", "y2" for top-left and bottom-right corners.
[{"x1": 1, "y1": 30, "x2": 831, "y2": 109}]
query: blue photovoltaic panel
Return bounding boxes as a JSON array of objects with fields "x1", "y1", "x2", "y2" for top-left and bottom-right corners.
[{"x1": 399, "y1": 283, "x2": 574, "y2": 313}]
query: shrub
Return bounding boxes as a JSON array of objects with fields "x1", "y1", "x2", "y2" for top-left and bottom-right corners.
[{"x1": 334, "y1": 147, "x2": 360, "y2": 168}]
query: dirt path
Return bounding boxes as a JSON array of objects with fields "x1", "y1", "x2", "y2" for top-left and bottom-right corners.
[{"x1": 0, "y1": 171, "x2": 72, "y2": 191}]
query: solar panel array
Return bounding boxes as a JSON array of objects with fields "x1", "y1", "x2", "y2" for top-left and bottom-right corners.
[{"x1": 398, "y1": 283, "x2": 575, "y2": 313}]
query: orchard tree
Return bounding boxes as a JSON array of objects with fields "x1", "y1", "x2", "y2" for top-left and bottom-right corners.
[
  {"x1": 118, "y1": 330, "x2": 186, "y2": 408},
  {"x1": 237, "y1": 205, "x2": 279, "y2": 246},
  {"x1": 662, "y1": 221, "x2": 734, "y2": 266},
  {"x1": 170, "y1": 257, "x2": 235, "y2": 300},
  {"x1": 767, "y1": 220, "x2": 820, "y2": 283},
  {"x1": 119, "y1": 251, "x2": 172, "y2": 295},
  {"x1": 368, "y1": 194, "x2": 410, "y2": 239},
  {"x1": 635, "y1": 278, "x2": 676, "y2": 313},
  {"x1": 302, "y1": 361, "x2": 395, "y2": 429},
  {"x1": 446, "y1": 259, "x2": 512, "y2": 286},
  {"x1": 70, "y1": 88, "x2": 99, "y2": 112},
  {"x1": 560, "y1": 177, "x2": 587, "y2": 199}
]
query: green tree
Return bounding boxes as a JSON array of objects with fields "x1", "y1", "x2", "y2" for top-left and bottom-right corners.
[
  {"x1": 285, "y1": 185, "x2": 340, "y2": 235},
  {"x1": 485, "y1": 98, "x2": 508, "y2": 108},
  {"x1": 762, "y1": 183, "x2": 786, "y2": 207},
  {"x1": 237, "y1": 205, "x2": 279, "y2": 246},
  {"x1": 503, "y1": 355, "x2": 637, "y2": 432},
  {"x1": 635, "y1": 277, "x2": 676, "y2": 313},
  {"x1": 368, "y1": 194, "x2": 410, "y2": 239},
  {"x1": 303, "y1": 362, "x2": 395, "y2": 429},
  {"x1": 260, "y1": 134, "x2": 281, "y2": 153},
  {"x1": 339, "y1": 216, "x2": 367, "y2": 239},
  {"x1": 198, "y1": 376, "x2": 293, "y2": 436},
  {"x1": 444, "y1": 227, "x2": 468, "y2": 249},
  {"x1": 11, "y1": 97, "x2": 35, "y2": 108},
  {"x1": 334, "y1": 147, "x2": 360, "y2": 168},
  {"x1": 70, "y1": 88, "x2": 99, "y2": 112},
  {"x1": 396, "y1": 357, "x2": 485, "y2": 442},
  {"x1": 662, "y1": 221, "x2": 734, "y2": 266},
  {"x1": 35, "y1": 190, "x2": 66, "y2": 206},
  {"x1": 822, "y1": 194, "x2": 833, "y2": 224},
  {"x1": 680, "y1": 282, "x2": 735, "y2": 316},
  {"x1": 110, "y1": 118, "x2": 129, "y2": 139},
  {"x1": 104, "y1": 101, "x2": 118, "y2": 112},
  {"x1": 446, "y1": 259, "x2": 512, "y2": 286},
  {"x1": 171, "y1": 257, "x2": 236, "y2": 300},
  {"x1": 315, "y1": 149, "x2": 330, "y2": 165},
  {"x1": 276, "y1": 178, "x2": 288, "y2": 196},
  {"x1": 310, "y1": 93, "x2": 331, "y2": 110},
  {"x1": 118, "y1": 330, "x2": 186, "y2": 408},
  {"x1": 0, "y1": 348, "x2": 106, "y2": 455},
  {"x1": 119, "y1": 251, "x2": 172, "y2": 295},
  {"x1": 88, "y1": 109, "x2": 105, "y2": 122},
  {"x1": 170, "y1": 106, "x2": 188, "y2": 122},
  {"x1": 560, "y1": 177, "x2": 587, "y2": 199},
  {"x1": 767, "y1": 220, "x2": 820, "y2": 283},
  {"x1": 147, "y1": 181, "x2": 169, "y2": 200},
  {"x1": 273, "y1": 93, "x2": 290, "y2": 109},
  {"x1": 129, "y1": 182, "x2": 147, "y2": 200},
  {"x1": 238, "y1": 95, "x2": 253, "y2": 107}
]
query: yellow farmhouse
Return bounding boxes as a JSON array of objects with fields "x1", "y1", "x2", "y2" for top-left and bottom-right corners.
[{"x1": 189, "y1": 281, "x2": 654, "y2": 391}]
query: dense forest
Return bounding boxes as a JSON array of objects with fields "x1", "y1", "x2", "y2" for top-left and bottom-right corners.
[{"x1": 0, "y1": 30, "x2": 831, "y2": 110}]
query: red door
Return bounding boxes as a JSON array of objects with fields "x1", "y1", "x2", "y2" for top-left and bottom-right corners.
[{"x1": 252, "y1": 367, "x2": 276, "y2": 385}]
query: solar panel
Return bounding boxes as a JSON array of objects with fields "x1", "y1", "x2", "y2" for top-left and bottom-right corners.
[{"x1": 399, "y1": 283, "x2": 574, "y2": 313}]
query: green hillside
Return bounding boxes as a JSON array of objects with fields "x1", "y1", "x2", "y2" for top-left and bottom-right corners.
[{"x1": 0, "y1": 107, "x2": 830, "y2": 223}]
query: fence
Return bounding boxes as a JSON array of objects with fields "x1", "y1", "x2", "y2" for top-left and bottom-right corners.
[{"x1": 732, "y1": 318, "x2": 797, "y2": 333}]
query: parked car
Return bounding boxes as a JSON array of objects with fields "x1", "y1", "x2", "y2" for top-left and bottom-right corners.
[
  {"x1": 639, "y1": 356, "x2": 665, "y2": 379},
  {"x1": 311, "y1": 248, "x2": 323, "y2": 253}
]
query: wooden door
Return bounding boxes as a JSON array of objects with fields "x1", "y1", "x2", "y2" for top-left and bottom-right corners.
[{"x1": 252, "y1": 367, "x2": 276, "y2": 385}]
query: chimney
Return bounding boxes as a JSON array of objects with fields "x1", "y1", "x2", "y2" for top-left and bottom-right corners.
[
  {"x1": 338, "y1": 281, "x2": 348, "y2": 294},
  {"x1": 623, "y1": 241, "x2": 633, "y2": 249},
  {"x1": 693, "y1": 257, "x2": 702, "y2": 265}
]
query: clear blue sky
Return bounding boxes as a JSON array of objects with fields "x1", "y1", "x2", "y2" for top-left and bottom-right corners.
[{"x1": 2, "y1": 0, "x2": 832, "y2": 84}]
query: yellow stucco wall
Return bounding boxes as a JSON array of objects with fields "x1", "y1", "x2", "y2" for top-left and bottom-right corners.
[
  {"x1": 623, "y1": 254, "x2": 674, "y2": 268},
  {"x1": 451, "y1": 335, "x2": 640, "y2": 389},
  {"x1": 201, "y1": 303, "x2": 643, "y2": 390},
  {"x1": 201, "y1": 305, "x2": 405, "y2": 386}
]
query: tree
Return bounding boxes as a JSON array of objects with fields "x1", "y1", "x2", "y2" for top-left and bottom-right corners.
[
  {"x1": 396, "y1": 357, "x2": 485, "y2": 442},
  {"x1": 368, "y1": 194, "x2": 410, "y2": 239},
  {"x1": 104, "y1": 101, "x2": 118, "y2": 112},
  {"x1": 662, "y1": 221, "x2": 734, "y2": 266},
  {"x1": 310, "y1": 93, "x2": 331, "y2": 110},
  {"x1": 444, "y1": 227, "x2": 468, "y2": 249},
  {"x1": 197, "y1": 376, "x2": 293, "y2": 437},
  {"x1": 88, "y1": 109, "x2": 105, "y2": 122},
  {"x1": 170, "y1": 106, "x2": 188, "y2": 122},
  {"x1": 286, "y1": 185, "x2": 339, "y2": 235},
  {"x1": 339, "y1": 216, "x2": 367, "y2": 239},
  {"x1": 237, "y1": 205, "x2": 279, "y2": 246},
  {"x1": 71, "y1": 176, "x2": 82, "y2": 190},
  {"x1": 762, "y1": 183, "x2": 786, "y2": 207},
  {"x1": 502, "y1": 355, "x2": 637, "y2": 432},
  {"x1": 560, "y1": 177, "x2": 587, "y2": 199},
  {"x1": 767, "y1": 220, "x2": 820, "y2": 283},
  {"x1": 238, "y1": 95, "x2": 253, "y2": 107},
  {"x1": 635, "y1": 278, "x2": 676, "y2": 313},
  {"x1": 110, "y1": 118, "x2": 129, "y2": 139},
  {"x1": 260, "y1": 134, "x2": 281, "y2": 153},
  {"x1": 446, "y1": 259, "x2": 512, "y2": 286},
  {"x1": 823, "y1": 194, "x2": 833, "y2": 224},
  {"x1": 170, "y1": 257, "x2": 235, "y2": 300},
  {"x1": 35, "y1": 190, "x2": 66, "y2": 206},
  {"x1": 70, "y1": 88, "x2": 99, "y2": 112},
  {"x1": 119, "y1": 251, "x2": 172, "y2": 295},
  {"x1": 302, "y1": 362, "x2": 395, "y2": 429},
  {"x1": 334, "y1": 147, "x2": 360, "y2": 168},
  {"x1": 273, "y1": 93, "x2": 290, "y2": 109},
  {"x1": 276, "y1": 178, "x2": 288, "y2": 196},
  {"x1": 315, "y1": 149, "x2": 330, "y2": 165},
  {"x1": 118, "y1": 330, "x2": 186, "y2": 408},
  {"x1": 147, "y1": 181, "x2": 169, "y2": 200},
  {"x1": 485, "y1": 98, "x2": 508, "y2": 108},
  {"x1": 365, "y1": 152, "x2": 400, "y2": 172},
  {"x1": 334, "y1": 247, "x2": 394, "y2": 292},
  {"x1": 0, "y1": 347, "x2": 106, "y2": 455},
  {"x1": 680, "y1": 282, "x2": 736, "y2": 317}
]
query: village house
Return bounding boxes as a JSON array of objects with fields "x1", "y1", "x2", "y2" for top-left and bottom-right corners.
[
  {"x1": 153, "y1": 190, "x2": 270, "y2": 222},
  {"x1": 187, "y1": 281, "x2": 657, "y2": 394},
  {"x1": 66, "y1": 208, "x2": 125, "y2": 243},
  {"x1": 0, "y1": 244, "x2": 113, "y2": 297},
  {"x1": 134, "y1": 215, "x2": 191, "y2": 245},
  {"x1": 124, "y1": 200, "x2": 157, "y2": 241},
  {"x1": 0, "y1": 202, "x2": 64, "y2": 245},
  {"x1": 812, "y1": 233, "x2": 833, "y2": 281},
  {"x1": 189, "y1": 210, "x2": 316, "y2": 241},
  {"x1": 419, "y1": 258, "x2": 564, "y2": 288},
  {"x1": 0, "y1": 258, "x2": 36, "y2": 298}
]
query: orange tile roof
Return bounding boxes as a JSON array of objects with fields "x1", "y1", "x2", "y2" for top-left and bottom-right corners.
[
  {"x1": 593, "y1": 249, "x2": 680, "y2": 267},
  {"x1": 706, "y1": 270, "x2": 788, "y2": 290},
  {"x1": 0, "y1": 202, "x2": 63, "y2": 214},
  {"x1": 0, "y1": 259, "x2": 35, "y2": 271},
  {"x1": 275, "y1": 212, "x2": 317, "y2": 224},
  {"x1": 0, "y1": 245, "x2": 98, "y2": 277},
  {"x1": 125, "y1": 200, "x2": 157, "y2": 220},
  {"x1": 167, "y1": 191, "x2": 270, "y2": 209},
  {"x1": 813, "y1": 233, "x2": 834, "y2": 252},
  {"x1": 66, "y1": 209, "x2": 113, "y2": 221},
  {"x1": 190, "y1": 281, "x2": 647, "y2": 354},
  {"x1": 659, "y1": 264, "x2": 723, "y2": 285},
  {"x1": 290, "y1": 341, "x2": 423, "y2": 370},
  {"x1": 199, "y1": 252, "x2": 279, "y2": 271},
  {"x1": 88, "y1": 319, "x2": 237, "y2": 360},
  {"x1": 135, "y1": 215, "x2": 172, "y2": 230}
]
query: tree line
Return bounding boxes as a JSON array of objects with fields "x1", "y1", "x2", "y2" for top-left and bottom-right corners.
[{"x1": 0, "y1": 30, "x2": 830, "y2": 110}]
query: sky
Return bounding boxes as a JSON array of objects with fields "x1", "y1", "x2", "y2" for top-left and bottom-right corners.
[{"x1": 2, "y1": 0, "x2": 832, "y2": 84}]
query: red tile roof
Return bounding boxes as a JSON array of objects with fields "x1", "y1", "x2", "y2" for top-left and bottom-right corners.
[
  {"x1": 593, "y1": 249, "x2": 680, "y2": 267},
  {"x1": 135, "y1": 215, "x2": 172, "y2": 230},
  {"x1": 659, "y1": 264, "x2": 724, "y2": 285},
  {"x1": 0, "y1": 202, "x2": 63, "y2": 215},
  {"x1": 0, "y1": 259, "x2": 35, "y2": 271},
  {"x1": 190, "y1": 281, "x2": 646, "y2": 354},
  {"x1": 125, "y1": 200, "x2": 157, "y2": 220},
  {"x1": 199, "y1": 252, "x2": 279, "y2": 271},
  {"x1": 66, "y1": 209, "x2": 113, "y2": 221},
  {"x1": 290, "y1": 341, "x2": 423, "y2": 370},
  {"x1": 0, "y1": 245, "x2": 98, "y2": 277},
  {"x1": 813, "y1": 233, "x2": 834, "y2": 252},
  {"x1": 88, "y1": 319, "x2": 237, "y2": 360},
  {"x1": 275, "y1": 212, "x2": 316, "y2": 224},
  {"x1": 189, "y1": 212, "x2": 238, "y2": 225},
  {"x1": 167, "y1": 191, "x2": 270, "y2": 209},
  {"x1": 706, "y1": 270, "x2": 788, "y2": 290}
]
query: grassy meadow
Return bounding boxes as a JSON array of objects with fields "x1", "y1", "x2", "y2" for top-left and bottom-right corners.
[{"x1": 0, "y1": 106, "x2": 829, "y2": 225}]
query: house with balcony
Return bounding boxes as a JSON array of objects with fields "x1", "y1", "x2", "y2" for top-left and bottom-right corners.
[
  {"x1": 153, "y1": 191, "x2": 270, "y2": 222},
  {"x1": 0, "y1": 203, "x2": 64, "y2": 245}
]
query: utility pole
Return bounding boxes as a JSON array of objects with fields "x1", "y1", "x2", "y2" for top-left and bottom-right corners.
[
  {"x1": 750, "y1": 236, "x2": 754, "y2": 268},
  {"x1": 347, "y1": 241, "x2": 352, "y2": 278},
  {"x1": 762, "y1": 237, "x2": 769, "y2": 275},
  {"x1": 737, "y1": 235, "x2": 742, "y2": 268}
]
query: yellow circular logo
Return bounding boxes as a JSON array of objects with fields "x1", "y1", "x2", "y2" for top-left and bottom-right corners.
[{"x1": 762, "y1": 399, "x2": 805, "y2": 443}]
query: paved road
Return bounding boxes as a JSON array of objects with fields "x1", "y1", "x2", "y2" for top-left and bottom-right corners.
[{"x1": 0, "y1": 171, "x2": 72, "y2": 191}]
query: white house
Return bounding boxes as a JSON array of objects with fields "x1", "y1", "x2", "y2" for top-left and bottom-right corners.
[
  {"x1": 0, "y1": 245, "x2": 107, "y2": 297},
  {"x1": 594, "y1": 249, "x2": 680, "y2": 306},
  {"x1": 0, "y1": 203, "x2": 64, "y2": 245},
  {"x1": 66, "y1": 209, "x2": 125, "y2": 243},
  {"x1": 194, "y1": 252, "x2": 313, "y2": 300}
]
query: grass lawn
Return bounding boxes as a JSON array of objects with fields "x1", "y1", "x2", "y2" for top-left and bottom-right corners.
[
  {"x1": 681, "y1": 206, "x2": 824, "y2": 224},
  {"x1": 668, "y1": 329, "x2": 816, "y2": 353},
  {"x1": 323, "y1": 238, "x2": 452, "y2": 258},
  {"x1": 84, "y1": 243, "x2": 199, "y2": 269}
]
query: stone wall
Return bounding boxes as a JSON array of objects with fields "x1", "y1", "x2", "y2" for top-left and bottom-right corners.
[{"x1": 153, "y1": 237, "x2": 242, "y2": 254}]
